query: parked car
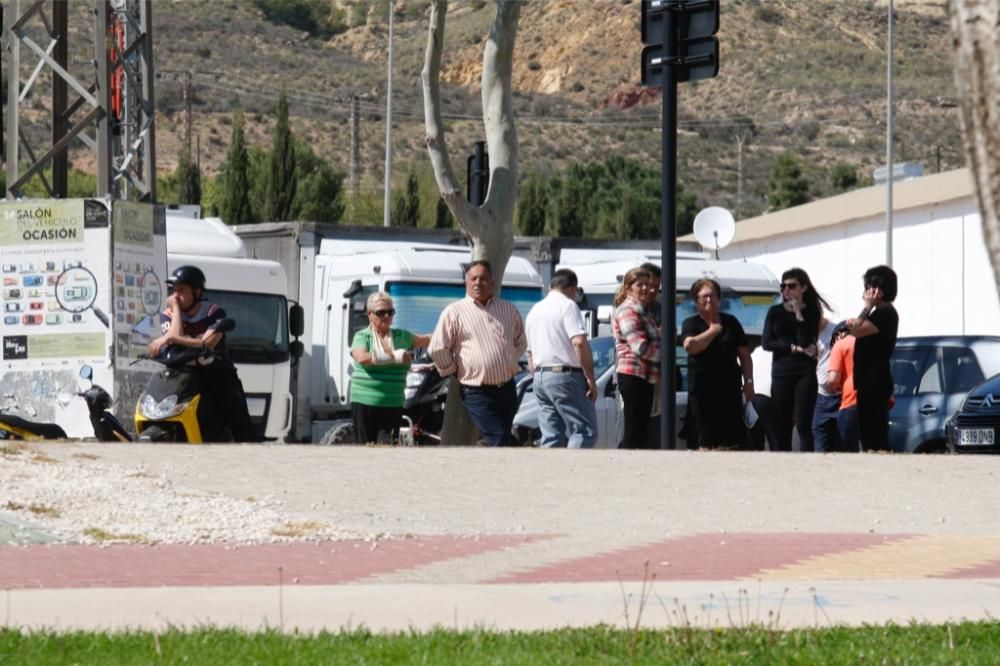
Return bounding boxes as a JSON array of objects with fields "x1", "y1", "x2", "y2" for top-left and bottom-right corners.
[
  {"x1": 945, "y1": 373, "x2": 1000, "y2": 453},
  {"x1": 512, "y1": 336, "x2": 689, "y2": 448},
  {"x1": 888, "y1": 336, "x2": 1000, "y2": 453}
]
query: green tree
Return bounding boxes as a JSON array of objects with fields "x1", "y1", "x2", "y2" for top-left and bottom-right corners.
[
  {"x1": 675, "y1": 182, "x2": 699, "y2": 237},
  {"x1": 767, "y1": 152, "x2": 810, "y2": 211},
  {"x1": 392, "y1": 172, "x2": 420, "y2": 228},
  {"x1": 830, "y1": 162, "x2": 859, "y2": 193},
  {"x1": 253, "y1": 0, "x2": 347, "y2": 38},
  {"x1": 515, "y1": 173, "x2": 547, "y2": 236},
  {"x1": 434, "y1": 196, "x2": 453, "y2": 229},
  {"x1": 292, "y1": 139, "x2": 345, "y2": 223},
  {"x1": 266, "y1": 90, "x2": 297, "y2": 222},
  {"x1": 219, "y1": 110, "x2": 255, "y2": 225},
  {"x1": 176, "y1": 150, "x2": 202, "y2": 206},
  {"x1": 549, "y1": 168, "x2": 587, "y2": 238}
]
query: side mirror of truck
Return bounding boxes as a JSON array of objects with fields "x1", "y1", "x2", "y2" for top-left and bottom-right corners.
[
  {"x1": 289, "y1": 340, "x2": 304, "y2": 358},
  {"x1": 342, "y1": 279, "x2": 362, "y2": 299},
  {"x1": 289, "y1": 304, "x2": 304, "y2": 338}
]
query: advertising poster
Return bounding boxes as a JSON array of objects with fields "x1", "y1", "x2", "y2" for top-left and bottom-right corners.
[
  {"x1": 110, "y1": 202, "x2": 167, "y2": 428},
  {"x1": 0, "y1": 199, "x2": 110, "y2": 367},
  {"x1": 111, "y1": 201, "x2": 167, "y2": 367},
  {"x1": 0, "y1": 199, "x2": 111, "y2": 436}
]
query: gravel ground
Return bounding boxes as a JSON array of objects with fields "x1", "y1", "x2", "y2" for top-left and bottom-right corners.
[{"x1": 3, "y1": 441, "x2": 1000, "y2": 548}]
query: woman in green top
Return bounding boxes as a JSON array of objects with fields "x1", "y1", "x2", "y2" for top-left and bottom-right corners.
[{"x1": 350, "y1": 292, "x2": 431, "y2": 444}]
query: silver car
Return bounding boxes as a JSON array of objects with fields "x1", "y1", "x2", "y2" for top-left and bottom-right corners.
[{"x1": 512, "y1": 336, "x2": 688, "y2": 448}]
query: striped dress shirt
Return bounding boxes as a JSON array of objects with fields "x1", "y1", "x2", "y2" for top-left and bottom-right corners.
[{"x1": 429, "y1": 296, "x2": 527, "y2": 387}]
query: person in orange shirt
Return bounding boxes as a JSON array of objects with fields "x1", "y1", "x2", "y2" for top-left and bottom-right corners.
[{"x1": 826, "y1": 323, "x2": 858, "y2": 452}]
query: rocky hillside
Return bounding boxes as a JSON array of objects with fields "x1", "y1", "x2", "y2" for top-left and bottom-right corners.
[{"x1": 14, "y1": 0, "x2": 962, "y2": 218}]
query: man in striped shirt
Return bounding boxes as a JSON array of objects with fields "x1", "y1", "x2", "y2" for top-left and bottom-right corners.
[{"x1": 428, "y1": 260, "x2": 527, "y2": 446}]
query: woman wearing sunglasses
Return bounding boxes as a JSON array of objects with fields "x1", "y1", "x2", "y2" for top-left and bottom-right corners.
[
  {"x1": 762, "y1": 268, "x2": 831, "y2": 452},
  {"x1": 350, "y1": 292, "x2": 431, "y2": 444}
]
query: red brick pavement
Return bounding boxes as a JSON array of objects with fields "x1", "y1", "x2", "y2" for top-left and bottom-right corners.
[
  {"x1": 491, "y1": 533, "x2": 916, "y2": 583},
  {"x1": 934, "y1": 560, "x2": 1000, "y2": 579},
  {"x1": 0, "y1": 535, "x2": 546, "y2": 590}
]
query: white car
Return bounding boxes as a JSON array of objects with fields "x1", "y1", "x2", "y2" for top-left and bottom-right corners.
[{"x1": 512, "y1": 336, "x2": 689, "y2": 449}]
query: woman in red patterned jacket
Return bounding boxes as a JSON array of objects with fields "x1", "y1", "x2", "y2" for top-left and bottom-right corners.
[{"x1": 612, "y1": 267, "x2": 661, "y2": 449}]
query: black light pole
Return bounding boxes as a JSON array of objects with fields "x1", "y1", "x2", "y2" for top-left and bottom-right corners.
[
  {"x1": 659, "y1": 9, "x2": 678, "y2": 451},
  {"x1": 641, "y1": 0, "x2": 719, "y2": 450}
]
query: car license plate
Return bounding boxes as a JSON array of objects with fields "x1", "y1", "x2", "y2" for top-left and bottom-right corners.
[{"x1": 959, "y1": 428, "x2": 995, "y2": 446}]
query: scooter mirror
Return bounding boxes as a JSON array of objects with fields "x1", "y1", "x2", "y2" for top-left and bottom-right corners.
[
  {"x1": 79, "y1": 365, "x2": 93, "y2": 381},
  {"x1": 213, "y1": 318, "x2": 236, "y2": 334}
]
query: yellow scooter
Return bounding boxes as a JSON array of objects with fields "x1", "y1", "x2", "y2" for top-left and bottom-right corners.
[{"x1": 134, "y1": 319, "x2": 235, "y2": 443}]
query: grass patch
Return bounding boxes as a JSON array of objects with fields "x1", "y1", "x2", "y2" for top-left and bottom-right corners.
[
  {"x1": 270, "y1": 521, "x2": 326, "y2": 538},
  {"x1": 3, "y1": 501, "x2": 60, "y2": 518},
  {"x1": 0, "y1": 443, "x2": 28, "y2": 456},
  {"x1": 0, "y1": 623, "x2": 999, "y2": 663},
  {"x1": 81, "y1": 527, "x2": 147, "y2": 544}
]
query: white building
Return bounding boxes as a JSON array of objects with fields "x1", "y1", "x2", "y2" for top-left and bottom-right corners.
[{"x1": 682, "y1": 168, "x2": 998, "y2": 337}]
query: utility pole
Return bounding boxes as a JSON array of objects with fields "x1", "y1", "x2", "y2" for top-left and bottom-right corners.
[
  {"x1": 735, "y1": 131, "x2": 746, "y2": 214},
  {"x1": 350, "y1": 94, "x2": 360, "y2": 221},
  {"x1": 885, "y1": 0, "x2": 894, "y2": 266},
  {"x1": 4, "y1": 0, "x2": 157, "y2": 201},
  {"x1": 382, "y1": 1, "x2": 394, "y2": 228},
  {"x1": 184, "y1": 71, "x2": 193, "y2": 157}
]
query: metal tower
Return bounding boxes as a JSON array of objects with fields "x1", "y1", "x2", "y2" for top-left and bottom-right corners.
[{"x1": 3, "y1": 0, "x2": 156, "y2": 201}]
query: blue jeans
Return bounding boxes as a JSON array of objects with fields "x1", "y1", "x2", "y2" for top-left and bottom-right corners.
[
  {"x1": 460, "y1": 380, "x2": 517, "y2": 446},
  {"x1": 812, "y1": 393, "x2": 842, "y2": 453},
  {"x1": 534, "y1": 369, "x2": 598, "y2": 448},
  {"x1": 837, "y1": 405, "x2": 860, "y2": 453}
]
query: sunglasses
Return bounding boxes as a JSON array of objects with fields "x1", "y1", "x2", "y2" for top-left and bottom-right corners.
[
  {"x1": 779, "y1": 282, "x2": 800, "y2": 290},
  {"x1": 372, "y1": 309, "x2": 396, "y2": 317}
]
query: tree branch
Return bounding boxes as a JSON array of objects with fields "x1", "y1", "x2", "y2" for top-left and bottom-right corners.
[{"x1": 422, "y1": 0, "x2": 479, "y2": 234}]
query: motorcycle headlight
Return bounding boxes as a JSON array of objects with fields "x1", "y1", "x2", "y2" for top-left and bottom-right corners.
[
  {"x1": 405, "y1": 372, "x2": 425, "y2": 388},
  {"x1": 140, "y1": 394, "x2": 185, "y2": 420}
]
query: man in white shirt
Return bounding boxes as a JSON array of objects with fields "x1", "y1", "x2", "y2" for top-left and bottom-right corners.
[
  {"x1": 812, "y1": 316, "x2": 846, "y2": 453},
  {"x1": 524, "y1": 269, "x2": 598, "y2": 448}
]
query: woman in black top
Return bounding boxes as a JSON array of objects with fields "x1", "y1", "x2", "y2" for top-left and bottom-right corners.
[
  {"x1": 847, "y1": 265, "x2": 900, "y2": 451},
  {"x1": 681, "y1": 278, "x2": 754, "y2": 449},
  {"x1": 762, "y1": 268, "x2": 831, "y2": 452}
]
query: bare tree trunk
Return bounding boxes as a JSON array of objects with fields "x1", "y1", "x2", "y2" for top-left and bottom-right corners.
[
  {"x1": 422, "y1": 0, "x2": 520, "y2": 283},
  {"x1": 422, "y1": 0, "x2": 521, "y2": 446},
  {"x1": 950, "y1": 0, "x2": 1000, "y2": 288}
]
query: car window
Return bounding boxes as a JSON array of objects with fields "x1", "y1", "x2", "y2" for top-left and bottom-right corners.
[
  {"x1": 891, "y1": 348, "x2": 932, "y2": 396},
  {"x1": 917, "y1": 357, "x2": 942, "y2": 394},
  {"x1": 942, "y1": 347, "x2": 984, "y2": 393}
]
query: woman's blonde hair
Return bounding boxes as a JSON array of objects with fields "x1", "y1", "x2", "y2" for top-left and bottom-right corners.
[
  {"x1": 366, "y1": 291, "x2": 393, "y2": 312},
  {"x1": 613, "y1": 267, "x2": 651, "y2": 307}
]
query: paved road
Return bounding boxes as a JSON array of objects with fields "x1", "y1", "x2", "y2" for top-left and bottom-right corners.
[{"x1": 3, "y1": 441, "x2": 1000, "y2": 631}]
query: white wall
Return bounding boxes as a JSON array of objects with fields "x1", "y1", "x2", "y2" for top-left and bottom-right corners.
[{"x1": 720, "y1": 197, "x2": 1000, "y2": 337}]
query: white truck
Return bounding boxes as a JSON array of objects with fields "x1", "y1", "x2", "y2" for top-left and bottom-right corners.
[
  {"x1": 556, "y1": 249, "x2": 780, "y2": 343},
  {"x1": 165, "y1": 215, "x2": 303, "y2": 440},
  {"x1": 232, "y1": 223, "x2": 544, "y2": 442}
]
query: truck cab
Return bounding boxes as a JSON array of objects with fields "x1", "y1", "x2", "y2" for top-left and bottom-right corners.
[{"x1": 166, "y1": 216, "x2": 302, "y2": 441}]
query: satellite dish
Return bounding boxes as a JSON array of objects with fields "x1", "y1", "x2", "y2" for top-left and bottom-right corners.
[{"x1": 693, "y1": 207, "x2": 736, "y2": 258}]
